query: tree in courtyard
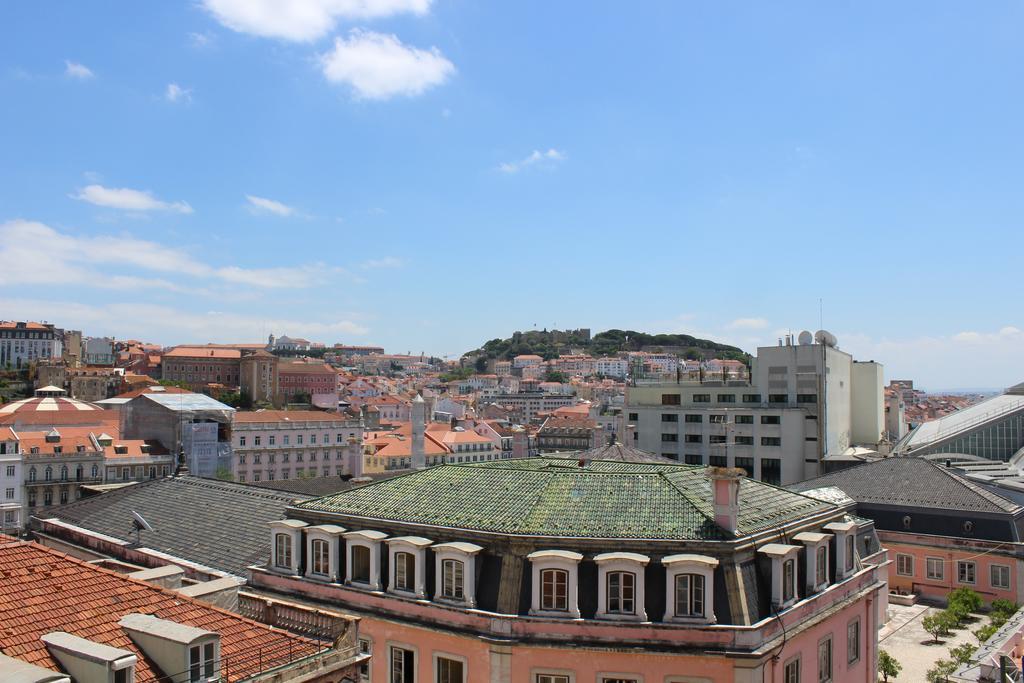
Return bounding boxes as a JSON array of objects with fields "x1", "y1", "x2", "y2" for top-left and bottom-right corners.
[
  {"x1": 926, "y1": 658, "x2": 957, "y2": 683},
  {"x1": 948, "y1": 587, "x2": 983, "y2": 615},
  {"x1": 949, "y1": 643, "x2": 977, "y2": 665},
  {"x1": 878, "y1": 649, "x2": 902, "y2": 681},
  {"x1": 974, "y1": 623, "x2": 999, "y2": 643},
  {"x1": 922, "y1": 610, "x2": 953, "y2": 643}
]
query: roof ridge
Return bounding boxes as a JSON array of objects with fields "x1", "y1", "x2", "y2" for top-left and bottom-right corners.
[{"x1": 928, "y1": 459, "x2": 1021, "y2": 512}]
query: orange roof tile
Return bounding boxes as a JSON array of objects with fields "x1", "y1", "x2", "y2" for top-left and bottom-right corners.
[{"x1": 0, "y1": 541, "x2": 321, "y2": 683}]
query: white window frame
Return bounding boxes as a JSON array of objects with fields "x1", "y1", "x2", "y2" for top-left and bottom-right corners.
[
  {"x1": 532, "y1": 668, "x2": 574, "y2": 683},
  {"x1": 433, "y1": 651, "x2": 467, "y2": 683},
  {"x1": 344, "y1": 529, "x2": 387, "y2": 591},
  {"x1": 926, "y1": 556, "x2": 944, "y2": 581},
  {"x1": 895, "y1": 553, "x2": 914, "y2": 577},
  {"x1": 794, "y1": 531, "x2": 832, "y2": 593},
  {"x1": 847, "y1": 617, "x2": 860, "y2": 666},
  {"x1": 388, "y1": 642, "x2": 418, "y2": 683},
  {"x1": 783, "y1": 656, "x2": 801, "y2": 683},
  {"x1": 269, "y1": 519, "x2": 306, "y2": 575},
  {"x1": 662, "y1": 554, "x2": 718, "y2": 624},
  {"x1": 527, "y1": 549, "x2": 583, "y2": 618},
  {"x1": 433, "y1": 541, "x2": 482, "y2": 608},
  {"x1": 304, "y1": 524, "x2": 345, "y2": 582},
  {"x1": 991, "y1": 563, "x2": 1010, "y2": 590},
  {"x1": 818, "y1": 634, "x2": 833, "y2": 683},
  {"x1": 958, "y1": 560, "x2": 976, "y2": 585},
  {"x1": 387, "y1": 536, "x2": 432, "y2": 599},
  {"x1": 824, "y1": 520, "x2": 858, "y2": 580},
  {"x1": 597, "y1": 674, "x2": 644, "y2": 683},
  {"x1": 759, "y1": 543, "x2": 801, "y2": 610},
  {"x1": 595, "y1": 552, "x2": 649, "y2": 621},
  {"x1": 357, "y1": 637, "x2": 371, "y2": 681}
]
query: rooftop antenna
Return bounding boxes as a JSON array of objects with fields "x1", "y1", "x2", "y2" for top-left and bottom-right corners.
[{"x1": 130, "y1": 510, "x2": 154, "y2": 546}]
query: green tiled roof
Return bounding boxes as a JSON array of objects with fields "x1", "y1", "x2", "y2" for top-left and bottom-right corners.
[{"x1": 294, "y1": 457, "x2": 835, "y2": 540}]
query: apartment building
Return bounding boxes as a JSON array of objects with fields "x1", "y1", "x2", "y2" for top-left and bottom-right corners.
[
  {"x1": 0, "y1": 321, "x2": 62, "y2": 369},
  {"x1": 626, "y1": 332, "x2": 884, "y2": 485},
  {"x1": 0, "y1": 429, "x2": 22, "y2": 532},
  {"x1": 233, "y1": 410, "x2": 363, "y2": 483}
]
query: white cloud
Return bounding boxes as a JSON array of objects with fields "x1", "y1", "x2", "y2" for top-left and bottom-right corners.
[
  {"x1": 165, "y1": 83, "x2": 192, "y2": 103},
  {"x1": 320, "y1": 30, "x2": 454, "y2": 100},
  {"x1": 188, "y1": 31, "x2": 214, "y2": 47},
  {"x1": 360, "y1": 256, "x2": 403, "y2": 269},
  {"x1": 498, "y1": 148, "x2": 567, "y2": 173},
  {"x1": 245, "y1": 194, "x2": 295, "y2": 217},
  {"x1": 202, "y1": 0, "x2": 432, "y2": 42},
  {"x1": 64, "y1": 61, "x2": 94, "y2": 79},
  {"x1": 727, "y1": 317, "x2": 769, "y2": 330},
  {"x1": 0, "y1": 219, "x2": 342, "y2": 290},
  {"x1": 1, "y1": 298, "x2": 369, "y2": 346},
  {"x1": 72, "y1": 184, "x2": 193, "y2": 214}
]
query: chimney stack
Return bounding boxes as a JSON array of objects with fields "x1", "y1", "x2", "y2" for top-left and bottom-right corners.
[{"x1": 707, "y1": 467, "x2": 743, "y2": 534}]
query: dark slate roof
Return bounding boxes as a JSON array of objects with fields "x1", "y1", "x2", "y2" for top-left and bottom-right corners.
[
  {"x1": 249, "y1": 472, "x2": 405, "y2": 497},
  {"x1": 39, "y1": 476, "x2": 311, "y2": 576},
  {"x1": 790, "y1": 457, "x2": 1021, "y2": 514},
  {"x1": 562, "y1": 440, "x2": 676, "y2": 464},
  {"x1": 294, "y1": 457, "x2": 834, "y2": 541}
]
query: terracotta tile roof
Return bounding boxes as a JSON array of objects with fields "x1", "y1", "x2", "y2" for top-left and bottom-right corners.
[{"x1": 0, "y1": 540, "x2": 322, "y2": 682}]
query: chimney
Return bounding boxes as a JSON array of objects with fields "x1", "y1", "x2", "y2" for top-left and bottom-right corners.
[
  {"x1": 707, "y1": 467, "x2": 743, "y2": 534},
  {"x1": 411, "y1": 394, "x2": 426, "y2": 469}
]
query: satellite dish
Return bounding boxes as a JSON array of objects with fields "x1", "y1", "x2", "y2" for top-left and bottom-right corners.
[
  {"x1": 131, "y1": 510, "x2": 154, "y2": 532},
  {"x1": 798, "y1": 331, "x2": 813, "y2": 345}
]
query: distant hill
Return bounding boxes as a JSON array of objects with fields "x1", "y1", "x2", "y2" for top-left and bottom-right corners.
[{"x1": 465, "y1": 328, "x2": 750, "y2": 363}]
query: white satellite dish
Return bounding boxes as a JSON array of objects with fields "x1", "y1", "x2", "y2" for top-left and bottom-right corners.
[{"x1": 131, "y1": 510, "x2": 154, "y2": 532}]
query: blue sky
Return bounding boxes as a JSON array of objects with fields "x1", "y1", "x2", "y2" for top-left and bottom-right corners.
[{"x1": 1, "y1": 1, "x2": 1021, "y2": 390}]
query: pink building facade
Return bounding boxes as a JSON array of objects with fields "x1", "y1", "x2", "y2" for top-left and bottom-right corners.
[{"x1": 249, "y1": 461, "x2": 889, "y2": 682}]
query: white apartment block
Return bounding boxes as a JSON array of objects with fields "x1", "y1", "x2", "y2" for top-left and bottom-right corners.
[
  {"x1": 626, "y1": 333, "x2": 884, "y2": 486},
  {"x1": 0, "y1": 321, "x2": 62, "y2": 369},
  {"x1": 232, "y1": 410, "x2": 363, "y2": 483},
  {"x1": 0, "y1": 430, "x2": 22, "y2": 532},
  {"x1": 594, "y1": 357, "x2": 629, "y2": 378}
]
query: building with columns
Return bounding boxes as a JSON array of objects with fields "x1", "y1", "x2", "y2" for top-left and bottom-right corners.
[{"x1": 250, "y1": 460, "x2": 889, "y2": 683}]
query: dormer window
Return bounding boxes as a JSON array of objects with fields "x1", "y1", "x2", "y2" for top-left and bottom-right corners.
[
  {"x1": 189, "y1": 642, "x2": 216, "y2": 682},
  {"x1": 119, "y1": 614, "x2": 217, "y2": 683},
  {"x1": 344, "y1": 530, "x2": 387, "y2": 591},
  {"x1": 663, "y1": 554, "x2": 719, "y2": 623},
  {"x1": 387, "y1": 536, "x2": 431, "y2": 599},
  {"x1": 433, "y1": 542, "x2": 483, "y2": 608},
  {"x1": 304, "y1": 524, "x2": 345, "y2": 582},
  {"x1": 42, "y1": 631, "x2": 136, "y2": 683},
  {"x1": 824, "y1": 520, "x2": 859, "y2": 580},
  {"x1": 794, "y1": 531, "x2": 832, "y2": 593},
  {"x1": 759, "y1": 544, "x2": 802, "y2": 610},
  {"x1": 595, "y1": 552, "x2": 649, "y2": 621},
  {"x1": 527, "y1": 550, "x2": 583, "y2": 618}
]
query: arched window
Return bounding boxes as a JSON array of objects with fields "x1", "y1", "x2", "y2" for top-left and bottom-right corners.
[
  {"x1": 394, "y1": 551, "x2": 414, "y2": 592},
  {"x1": 845, "y1": 535, "x2": 855, "y2": 572},
  {"x1": 674, "y1": 573, "x2": 705, "y2": 617},
  {"x1": 606, "y1": 571, "x2": 635, "y2": 614},
  {"x1": 275, "y1": 533, "x2": 292, "y2": 569},
  {"x1": 816, "y1": 545, "x2": 828, "y2": 586},
  {"x1": 44, "y1": 466, "x2": 53, "y2": 481},
  {"x1": 442, "y1": 559, "x2": 464, "y2": 600},
  {"x1": 351, "y1": 545, "x2": 370, "y2": 583},
  {"x1": 91, "y1": 464, "x2": 98, "y2": 478},
  {"x1": 29, "y1": 467, "x2": 36, "y2": 482},
  {"x1": 311, "y1": 539, "x2": 330, "y2": 576},
  {"x1": 783, "y1": 559, "x2": 796, "y2": 602},
  {"x1": 76, "y1": 465, "x2": 83, "y2": 481},
  {"x1": 540, "y1": 569, "x2": 568, "y2": 611},
  {"x1": 60, "y1": 465, "x2": 68, "y2": 481}
]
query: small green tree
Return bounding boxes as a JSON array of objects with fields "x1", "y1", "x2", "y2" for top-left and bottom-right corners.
[
  {"x1": 922, "y1": 610, "x2": 952, "y2": 643},
  {"x1": 974, "y1": 623, "x2": 999, "y2": 643},
  {"x1": 990, "y1": 599, "x2": 1018, "y2": 620},
  {"x1": 926, "y1": 658, "x2": 957, "y2": 683},
  {"x1": 948, "y1": 587, "x2": 983, "y2": 614},
  {"x1": 949, "y1": 643, "x2": 977, "y2": 665},
  {"x1": 878, "y1": 649, "x2": 902, "y2": 681},
  {"x1": 947, "y1": 601, "x2": 970, "y2": 627}
]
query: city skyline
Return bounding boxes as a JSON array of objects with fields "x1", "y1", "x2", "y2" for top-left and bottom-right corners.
[{"x1": 2, "y1": 2, "x2": 1022, "y2": 390}]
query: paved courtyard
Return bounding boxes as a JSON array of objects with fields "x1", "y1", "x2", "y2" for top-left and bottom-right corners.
[{"x1": 878, "y1": 603, "x2": 977, "y2": 681}]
